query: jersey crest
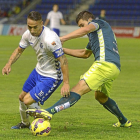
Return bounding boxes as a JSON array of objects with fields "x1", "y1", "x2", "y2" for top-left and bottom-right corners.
[{"x1": 51, "y1": 41, "x2": 56, "y2": 46}]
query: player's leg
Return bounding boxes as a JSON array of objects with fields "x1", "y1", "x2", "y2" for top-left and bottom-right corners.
[
  {"x1": 11, "y1": 69, "x2": 40, "y2": 129},
  {"x1": 26, "y1": 79, "x2": 91, "y2": 119},
  {"x1": 26, "y1": 62, "x2": 102, "y2": 118},
  {"x1": 94, "y1": 62, "x2": 131, "y2": 127},
  {"x1": 26, "y1": 75, "x2": 64, "y2": 119},
  {"x1": 22, "y1": 93, "x2": 36, "y2": 105},
  {"x1": 11, "y1": 91, "x2": 30, "y2": 129},
  {"x1": 11, "y1": 91, "x2": 40, "y2": 129},
  {"x1": 46, "y1": 79, "x2": 90, "y2": 114},
  {"x1": 95, "y1": 91, "x2": 131, "y2": 127},
  {"x1": 19, "y1": 91, "x2": 30, "y2": 126}
]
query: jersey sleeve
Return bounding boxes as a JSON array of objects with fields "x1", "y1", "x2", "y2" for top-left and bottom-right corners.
[
  {"x1": 89, "y1": 22, "x2": 99, "y2": 31},
  {"x1": 59, "y1": 12, "x2": 63, "y2": 19},
  {"x1": 47, "y1": 33, "x2": 64, "y2": 59},
  {"x1": 47, "y1": 12, "x2": 51, "y2": 19},
  {"x1": 19, "y1": 30, "x2": 30, "y2": 49}
]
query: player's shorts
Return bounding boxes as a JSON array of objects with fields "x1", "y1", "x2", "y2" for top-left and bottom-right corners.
[
  {"x1": 23, "y1": 69, "x2": 62, "y2": 105},
  {"x1": 52, "y1": 28, "x2": 60, "y2": 36},
  {"x1": 80, "y1": 61, "x2": 120, "y2": 97}
]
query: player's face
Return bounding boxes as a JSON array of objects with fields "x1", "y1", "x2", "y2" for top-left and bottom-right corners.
[
  {"x1": 53, "y1": 5, "x2": 58, "y2": 12},
  {"x1": 78, "y1": 19, "x2": 89, "y2": 28},
  {"x1": 27, "y1": 18, "x2": 43, "y2": 37}
]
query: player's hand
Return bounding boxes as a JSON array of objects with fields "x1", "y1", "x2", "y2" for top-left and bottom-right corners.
[
  {"x1": 59, "y1": 37, "x2": 65, "y2": 45},
  {"x1": 2, "y1": 64, "x2": 11, "y2": 75},
  {"x1": 61, "y1": 83, "x2": 70, "y2": 97}
]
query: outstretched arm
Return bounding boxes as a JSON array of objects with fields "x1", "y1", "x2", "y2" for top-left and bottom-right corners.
[
  {"x1": 60, "y1": 24, "x2": 96, "y2": 42},
  {"x1": 57, "y1": 54, "x2": 70, "y2": 97},
  {"x1": 2, "y1": 46, "x2": 25, "y2": 75},
  {"x1": 60, "y1": 19, "x2": 66, "y2": 25},
  {"x1": 63, "y1": 48, "x2": 92, "y2": 58},
  {"x1": 44, "y1": 19, "x2": 50, "y2": 26}
]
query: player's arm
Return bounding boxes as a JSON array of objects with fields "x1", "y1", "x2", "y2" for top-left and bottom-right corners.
[
  {"x1": 60, "y1": 19, "x2": 66, "y2": 25},
  {"x1": 60, "y1": 24, "x2": 96, "y2": 42},
  {"x1": 57, "y1": 55, "x2": 70, "y2": 97},
  {"x1": 2, "y1": 46, "x2": 25, "y2": 75},
  {"x1": 63, "y1": 48, "x2": 92, "y2": 58},
  {"x1": 44, "y1": 19, "x2": 50, "y2": 26}
]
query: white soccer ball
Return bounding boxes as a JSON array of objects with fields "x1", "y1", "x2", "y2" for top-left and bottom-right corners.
[{"x1": 30, "y1": 118, "x2": 51, "y2": 136}]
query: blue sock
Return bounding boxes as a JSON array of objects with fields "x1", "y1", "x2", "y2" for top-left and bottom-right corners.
[
  {"x1": 45, "y1": 92, "x2": 81, "y2": 115},
  {"x1": 102, "y1": 98, "x2": 127, "y2": 124}
]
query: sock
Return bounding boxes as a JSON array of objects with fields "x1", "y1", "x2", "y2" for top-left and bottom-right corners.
[
  {"x1": 102, "y1": 98, "x2": 127, "y2": 124},
  {"x1": 28, "y1": 102, "x2": 40, "y2": 109},
  {"x1": 19, "y1": 101, "x2": 40, "y2": 125},
  {"x1": 19, "y1": 100, "x2": 29, "y2": 125},
  {"x1": 46, "y1": 92, "x2": 81, "y2": 115}
]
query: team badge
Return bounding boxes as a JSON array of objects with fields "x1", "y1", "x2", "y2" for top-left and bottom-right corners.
[{"x1": 51, "y1": 41, "x2": 56, "y2": 46}]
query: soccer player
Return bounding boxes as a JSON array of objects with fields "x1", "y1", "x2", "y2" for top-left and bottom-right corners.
[
  {"x1": 97, "y1": 9, "x2": 106, "y2": 21},
  {"x1": 44, "y1": 4, "x2": 66, "y2": 36},
  {"x1": 26, "y1": 11, "x2": 131, "y2": 127},
  {"x1": 2, "y1": 11, "x2": 70, "y2": 129}
]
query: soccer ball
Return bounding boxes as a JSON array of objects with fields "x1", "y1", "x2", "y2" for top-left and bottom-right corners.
[{"x1": 30, "y1": 118, "x2": 51, "y2": 136}]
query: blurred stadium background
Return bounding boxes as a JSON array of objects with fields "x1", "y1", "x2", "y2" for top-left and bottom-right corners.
[{"x1": 0, "y1": 0, "x2": 140, "y2": 38}]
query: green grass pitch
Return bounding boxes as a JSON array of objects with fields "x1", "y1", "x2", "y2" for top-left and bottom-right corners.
[{"x1": 0, "y1": 36, "x2": 140, "y2": 140}]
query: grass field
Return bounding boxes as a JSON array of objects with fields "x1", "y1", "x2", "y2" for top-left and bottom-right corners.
[{"x1": 0, "y1": 36, "x2": 140, "y2": 140}]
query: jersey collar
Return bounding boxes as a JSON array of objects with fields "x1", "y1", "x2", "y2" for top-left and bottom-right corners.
[{"x1": 38, "y1": 26, "x2": 44, "y2": 38}]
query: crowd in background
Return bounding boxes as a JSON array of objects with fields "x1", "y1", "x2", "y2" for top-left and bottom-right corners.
[{"x1": 0, "y1": 0, "x2": 32, "y2": 17}]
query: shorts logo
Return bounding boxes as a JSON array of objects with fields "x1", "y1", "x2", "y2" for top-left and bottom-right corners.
[{"x1": 38, "y1": 90, "x2": 44, "y2": 97}]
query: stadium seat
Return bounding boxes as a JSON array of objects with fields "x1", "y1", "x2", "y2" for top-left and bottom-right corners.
[
  {"x1": 33, "y1": 0, "x2": 81, "y2": 22},
  {"x1": 89, "y1": 0, "x2": 140, "y2": 26}
]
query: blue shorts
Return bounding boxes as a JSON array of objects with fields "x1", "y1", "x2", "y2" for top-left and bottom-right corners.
[
  {"x1": 52, "y1": 28, "x2": 60, "y2": 36},
  {"x1": 23, "y1": 69, "x2": 62, "y2": 105}
]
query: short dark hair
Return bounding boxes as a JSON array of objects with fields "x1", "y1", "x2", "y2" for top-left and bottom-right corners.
[
  {"x1": 76, "y1": 11, "x2": 95, "y2": 24},
  {"x1": 53, "y1": 4, "x2": 58, "y2": 7},
  {"x1": 27, "y1": 11, "x2": 42, "y2": 21}
]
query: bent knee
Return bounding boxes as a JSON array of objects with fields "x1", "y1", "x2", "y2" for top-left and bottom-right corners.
[
  {"x1": 23, "y1": 99, "x2": 30, "y2": 106},
  {"x1": 19, "y1": 91, "x2": 27, "y2": 102},
  {"x1": 95, "y1": 91, "x2": 108, "y2": 104},
  {"x1": 95, "y1": 91, "x2": 100, "y2": 100},
  {"x1": 23, "y1": 94, "x2": 35, "y2": 105},
  {"x1": 19, "y1": 94, "x2": 24, "y2": 102},
  {"x1": 71, "y1": 80, "x2": 91, "y2": 96}
]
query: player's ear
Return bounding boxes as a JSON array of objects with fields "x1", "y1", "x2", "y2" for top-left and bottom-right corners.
[{"x1": 41, "y1": 21, "x2": 43, "y2": 25}]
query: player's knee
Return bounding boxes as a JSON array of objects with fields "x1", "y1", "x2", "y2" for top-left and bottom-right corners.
[
  {"x1": 23, "y1": 99, "x2": 31, "y2": 106},
  {"x1": 23, "y1": 95, "x2": 35, "y2": 106},
  {"x1": 19, "y1": 94, "x2": 24, "y2": 102},
  {"x1": 71, "y1": 80, "x2": 90, "y2": 96},
  {"x1": 19, "y1": 91, "x2": 27, "y2": 102},
  {"x1": 95, "y1": 91, "x2": 100, "y2": 100},
  {"x1": 95, "y1": 91, "x2": 108, "y2": 104}
]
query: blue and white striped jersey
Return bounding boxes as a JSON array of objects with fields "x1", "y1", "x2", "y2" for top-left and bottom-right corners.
[{"x1": 19, "y1": 26, "x2": 64, "y2": 79}]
